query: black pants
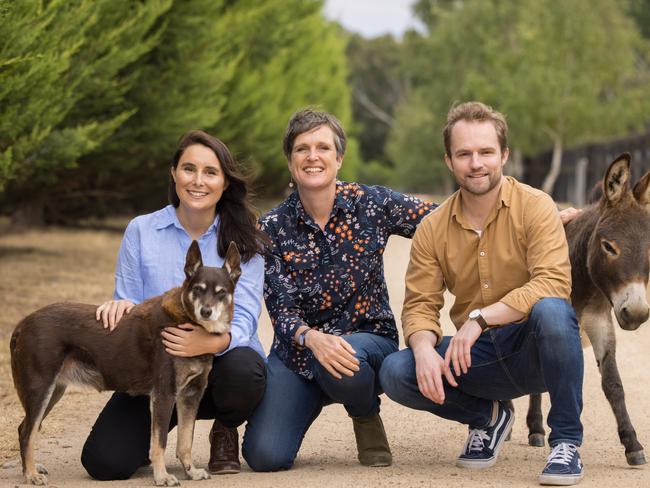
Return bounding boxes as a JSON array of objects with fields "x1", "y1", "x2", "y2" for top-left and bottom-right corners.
[{"x1": 81, "y1": 347, "x2": 266, "y2": 480}]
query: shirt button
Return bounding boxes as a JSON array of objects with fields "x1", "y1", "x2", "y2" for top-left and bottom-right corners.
[
  {"x1": 483, "y1": 283, "x2": 489, "y2": 289},
  {"x1": 479, "y1": 251, "x2": 486, "y2": 256}
]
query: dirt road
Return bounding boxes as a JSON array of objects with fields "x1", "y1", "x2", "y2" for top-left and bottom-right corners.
[{"x1": 1, "y1": 229, "x2": 648, "y2": 487}]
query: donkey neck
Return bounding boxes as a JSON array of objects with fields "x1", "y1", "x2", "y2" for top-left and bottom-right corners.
[{"x1": 565, "y1": 205, "x2": 602, "y2": 311}]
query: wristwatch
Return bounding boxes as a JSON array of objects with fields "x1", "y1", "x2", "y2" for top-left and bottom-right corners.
[
  {"x1": 468, "y1": 308, "x2": 489, "y2": 331},
  {"x1": 297, "y1": 328, "x2": 312, "y2": 347}
]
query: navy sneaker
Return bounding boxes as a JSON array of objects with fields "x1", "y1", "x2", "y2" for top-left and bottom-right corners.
[
  {"x1": 539, "y1": 443, "x2": 584, "y2": 485},
  {"x1": 457, "y1": 401, "x2": 515, "y2": 469}
]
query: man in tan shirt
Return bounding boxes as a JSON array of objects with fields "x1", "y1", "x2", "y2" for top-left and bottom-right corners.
[{"x1": 379, "y1": 102, "x2": 584, "y2": 486}]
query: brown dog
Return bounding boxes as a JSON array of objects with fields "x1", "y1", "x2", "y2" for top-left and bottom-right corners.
[{"x1": 10, "y1": 240, "x2": 241, "y2": 486}]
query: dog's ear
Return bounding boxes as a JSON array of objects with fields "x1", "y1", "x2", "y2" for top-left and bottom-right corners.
[
  {"x1": 184, "y1": 240, "x2": 203, "y2": 279},
  {"x1": 224, "y1": 241, "x2": 242, "y2": 285}
]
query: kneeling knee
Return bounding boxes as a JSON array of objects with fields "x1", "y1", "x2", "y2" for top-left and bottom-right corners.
[
  {"x1": 81, "y1": 446, "x2": 138, "y2": 481},
  {"x1": 531, "y1": 298, "x2": 579, "y2": 336},
  {"x1": 242, "y1": 444, "x2": 293, "y2": 472}
]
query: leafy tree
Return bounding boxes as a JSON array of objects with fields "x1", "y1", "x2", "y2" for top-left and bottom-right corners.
[
  {"x1": 1, "y1": 0, "x2": 357, "y2": 221},
  {"x1": 390, "y1": 0, "x2": 650, "y2": 196},
  {"x1": 0, "y1": 0, "x2": 170, "y2": 221},
  {"x1": 213, "y1": 0, "x2": 357, "y2": 195},
  {"x1": 346, "y1": 34, "x2": 407, "y2": 167}
]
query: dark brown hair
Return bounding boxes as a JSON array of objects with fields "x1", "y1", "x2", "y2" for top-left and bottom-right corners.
[
  {"x1": 443, "y1": 101, "x2": 508, "y2": 156},
  {"x1": 169, "y1": 130, "x2": 268, "y2": 262},
  {"x1": 283, "y1": 108, "x2": 347, "y2": 160}
]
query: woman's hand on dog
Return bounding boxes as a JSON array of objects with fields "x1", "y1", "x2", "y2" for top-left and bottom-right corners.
[
  {"x1": 162, "y1": 323, "x2": 231, "y2": 357},
  {"x1": 96, "y1": 299, "x2": 135, "y2": 331}
]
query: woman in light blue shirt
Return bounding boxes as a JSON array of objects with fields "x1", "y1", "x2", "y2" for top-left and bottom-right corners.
[{"x1": 81, "y1": 130, "x2": 267, "y2": 480}]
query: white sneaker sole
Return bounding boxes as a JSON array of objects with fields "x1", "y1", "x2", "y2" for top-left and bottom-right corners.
[
  {"x1": 539, "y1": 471, "x2": 584, "y2": 486},
  {"x1": 456, "y1": 409, "x2": 515, "y2": 469}
]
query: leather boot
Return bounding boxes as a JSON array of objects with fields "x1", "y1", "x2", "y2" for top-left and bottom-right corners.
[
  {"x1": 352, "y1": 412, "x2": 392, "y2": 467},
  {"x1": 208, "y1": 419, "x2": 241, "y2": 474}
]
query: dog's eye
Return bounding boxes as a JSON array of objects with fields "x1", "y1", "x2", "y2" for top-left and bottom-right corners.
[
  {"x1": 215, "y1": 289, "x2": 226, "y2": 298},
  {"x1": 192, "y1": 285, "x2": 205, "y2": 293}
]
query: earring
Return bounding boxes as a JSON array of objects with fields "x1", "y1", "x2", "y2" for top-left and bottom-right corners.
[{"x1": 289, "y1": 178, "x2": 295, "y2": 189}]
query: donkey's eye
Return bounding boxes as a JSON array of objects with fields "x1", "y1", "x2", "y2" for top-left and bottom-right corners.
[{"x1": 601, "y1": 239, "x2": 619, "y2": 257}]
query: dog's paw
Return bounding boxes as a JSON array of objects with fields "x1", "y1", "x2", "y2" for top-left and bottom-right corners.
[
  {"x1": 154, "y1": 473, "x2": 180, "y2": 486},
  {"x1": 35, "y1": 463, "x2": 48, "y2": 474},
  {"x1": 26, "y1": 472, "x2": 48, "y2": 485},
  {"x1": 185, "y1": 467, "x2": 210, "y2": 481}
]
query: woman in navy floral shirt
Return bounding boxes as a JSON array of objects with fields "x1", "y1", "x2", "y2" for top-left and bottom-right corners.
[{"x1": 242, "y1": 109, "x2": 434, "y2": 470}]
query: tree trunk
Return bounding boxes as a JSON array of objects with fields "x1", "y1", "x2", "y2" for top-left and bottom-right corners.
[{"x1": 541, "y1": 135, "x2": 563, "y2": 196}]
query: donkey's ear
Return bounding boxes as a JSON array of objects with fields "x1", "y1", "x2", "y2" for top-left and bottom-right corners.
[
  {"x1": 633, "y1": 171, "x2": 650, "y2": 210},
  {"x1": 184, "y1": 240, "x2": 203, "y2": 279},
  {"x1": 603, "y1": 153, "x2": 631, "y2": 205},
  {"x1": 224, "y1": 241, "x2": 242, "y2": 285}
]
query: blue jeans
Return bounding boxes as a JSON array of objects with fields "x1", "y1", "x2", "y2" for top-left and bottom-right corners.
[
  {"x1": 242, "y1": 332, "x2": 398, "y2": 471},
  {"x1": 380, "y1": 298, "x2": 584, "y2": 447}
]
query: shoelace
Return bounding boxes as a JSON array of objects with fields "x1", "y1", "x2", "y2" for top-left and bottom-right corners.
[
  {"x1": 546, "y1": 443, "x2": 577, "y2": 465},
  {"x1": 465, "y1": 429, "x2": 490, "y2": 453}
]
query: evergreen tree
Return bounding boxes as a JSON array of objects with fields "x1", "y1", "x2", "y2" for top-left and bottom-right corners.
[{"x1": 0, "y1": 0, "x2": 171, "y2": 221}]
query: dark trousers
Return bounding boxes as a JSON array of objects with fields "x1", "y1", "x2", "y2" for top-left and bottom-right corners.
[
  {"x1": 81, "y1": 347, "x2": 266, "y2": 480},
  {"x1": 380, "y1": 298, "x2": 584, "y2": 447}
]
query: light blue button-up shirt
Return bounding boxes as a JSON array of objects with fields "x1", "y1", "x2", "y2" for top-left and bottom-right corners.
[{"x1": 114, "y1": 205, "x2": 265, "y2": 358}]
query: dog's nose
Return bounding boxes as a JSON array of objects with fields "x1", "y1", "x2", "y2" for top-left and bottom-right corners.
[{"x1": 200, "y1": 306, "x2": 212, "y2": 319}]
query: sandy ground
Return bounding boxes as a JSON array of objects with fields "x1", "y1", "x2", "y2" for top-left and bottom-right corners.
[{"x1": 1, "y1": 230, "x2": 649, "y2": 487}]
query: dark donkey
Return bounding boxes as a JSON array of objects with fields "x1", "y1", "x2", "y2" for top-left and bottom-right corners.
[{"x1": 519, "y1": 153, "x2": 649, "y2": 466}]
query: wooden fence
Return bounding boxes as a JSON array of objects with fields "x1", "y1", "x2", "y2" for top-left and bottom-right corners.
[{"x1": 523, "y1": 131, "x2": 650, "y2": 206}]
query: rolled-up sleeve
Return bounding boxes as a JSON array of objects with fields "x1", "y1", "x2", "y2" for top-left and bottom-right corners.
[
  {"x1": 219, "y1": 252, "x2": 264, "y2": 355},
  {"x1": 402, "y1": 218, "x2": 445, "y2": 346},
  {"x1": 499, "y1": 194, "x2": 572, "y2": 315}
]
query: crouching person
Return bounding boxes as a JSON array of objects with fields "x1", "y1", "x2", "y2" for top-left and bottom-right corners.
[
  {"x1": 380, "y1": 102, "x2": 585, "y2": 486},
  {"x1": 242, "y1": 109, "x2": 437, "y2": 471}
]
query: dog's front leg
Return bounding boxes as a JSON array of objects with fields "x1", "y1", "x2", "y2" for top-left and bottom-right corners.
[
  {"x1": 176, "y1": 374, "x2": 210, "y2": 481},
  {"x1": 150, "y1": 393, "x2": 179, "y2": 487}
]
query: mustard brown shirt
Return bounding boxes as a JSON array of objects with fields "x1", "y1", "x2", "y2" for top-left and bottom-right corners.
[{"x1": 402, "y1": 176, "x2": 571, "y2": 345}]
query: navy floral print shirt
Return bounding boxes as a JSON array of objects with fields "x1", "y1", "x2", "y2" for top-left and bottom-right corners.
[{"x1": 260, "y1": 181, "x2": 436, "y2": 379}]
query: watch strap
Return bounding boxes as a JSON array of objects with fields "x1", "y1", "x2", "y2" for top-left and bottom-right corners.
[
  {"x1": 297, "y1": 328, "x2": 311, "y2": 347},
  {"x1": 475, "y1": 312, "x2": 489, "y2": 331}
]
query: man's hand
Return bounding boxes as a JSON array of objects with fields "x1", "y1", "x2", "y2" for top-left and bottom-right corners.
[
  {"x1": 559, "y1": 206, "x2": 582, "y2": 226},
  {"x1": 410, "y1": 331, "x2": 457, "y2": 404},
  {"x1": 444, "y1": 319, "x2": 482, "y2": 376},
  {"x1": 96, "y1": 299, "x2": 135, "y2": 331},
  {"x1": 162, "y1": 323, "x2": 230, "y2": 357},
  {"x1": 305, "y1": 330, "x2": 360, "y2": 380}
]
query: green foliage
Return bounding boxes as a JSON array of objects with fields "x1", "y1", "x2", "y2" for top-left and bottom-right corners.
[
  {"x1": 0, "y1": 0, "x2": 170, "y2": 192},
  {"x1": 388, "y1": 0, "x2": 650, "y2": 193},
  {"x1": 1, "y1": 0, "x2": 357, "y2": 221},
  {"x1": 346, "y1": 34, "x2": 407, "y2": 165},
  {"x1": 212, "y1": 0, "x2": 356, "y2": 194}
]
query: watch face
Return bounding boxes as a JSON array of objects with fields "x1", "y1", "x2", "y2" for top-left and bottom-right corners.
[{"x1": 469, "y1": 309, "x2": 480, "y2": 320}]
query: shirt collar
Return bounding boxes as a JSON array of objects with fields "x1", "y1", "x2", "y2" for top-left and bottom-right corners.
[
  {"x1": 154, "y1": 205, "x2": 220, "y2": 235},
  {"x1": 289, "y1": 181, "x2": 353, "y2": 225}
]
